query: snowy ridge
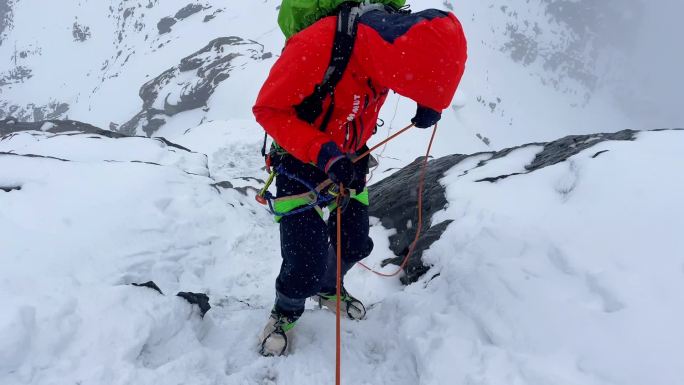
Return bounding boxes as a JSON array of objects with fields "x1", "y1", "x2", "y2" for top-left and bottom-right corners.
[
  {"x1": 2, "y1": 123, "x2": 683, "y2": 384},
  {"x1": 119, "y1": 36, "x2": 271, "y2": 136},
  {"x1": 370, "y1": 129, "x2": 653, "y2": 284}
]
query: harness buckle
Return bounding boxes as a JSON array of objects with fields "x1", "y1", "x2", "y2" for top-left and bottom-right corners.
[{"x1": 328, "y1": 184, "x2": 352, "y2": 213}]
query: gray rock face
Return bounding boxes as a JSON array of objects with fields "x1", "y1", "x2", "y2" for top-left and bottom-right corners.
[
  {"x1": 203, "y1": 9, "x2": 224, "y2": 23},
  {"x1": 369, "y1": 153, "x2": 468, "y2": 284},
  {"x1": 0, "y1": 65, "x2": 32, "y2": 86},
  {"x1": 72, "y1": 21, "x2": 92, "y2": 42},
  {"x1": 0, "y1": 101, "x2": 70, "y2": 122},
  {"x1": 157, "y1": 17, "x2": 176, "y2": 34},
  {"x1": 369, "y1": 128, "x2": 682, "y2": 284},
  {"x1": 0, "y1": 102, "x2": 68, "y2": 122},
  {"x1": 119, "y1": 36, "x2": 270, "y2": 136},
  {"x1": 0, "y1": 184, "x2": 21, "y2": 192},
  {"x1": 0, "y1": 118, "x2": 195, "y2": 154},
  {"x1": 175, "y1": 3, "x2": 204, "y2": 19},
  {"x1": 0, "y1": 118, "x2": 124, "y2": 137},
  {"x1": 0, "y1": 0, "x2": 13, "y2": 45},
  {"x1": 157, "y1": 3, "x2": 208, "y2": 34}
]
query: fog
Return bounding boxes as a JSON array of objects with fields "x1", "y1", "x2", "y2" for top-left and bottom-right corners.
[
  {"x1": 538, "y1": 0, "x2": 683, "y2": 128},
  {"x1": 619, "y1": 0, "x2": 684, "y2": 128}
]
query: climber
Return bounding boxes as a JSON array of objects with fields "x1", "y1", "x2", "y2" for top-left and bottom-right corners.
[{"x1": 252, "y1": 0, "x2": 467, "y2": 356}]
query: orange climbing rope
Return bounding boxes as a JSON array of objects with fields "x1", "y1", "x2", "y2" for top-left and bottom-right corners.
[
  {"x1": 356, "y1": 123, "x2": 438, "y2": 277},
  {"x1": 334, "y1": 122, "x2": 437, "y2": 385},
  {"x1": 335, "y1": 187, "x2": 344, "y2": 385}
]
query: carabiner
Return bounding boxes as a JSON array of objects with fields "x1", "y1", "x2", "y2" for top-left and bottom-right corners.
[{"x1": 256, "y1": 170, "x2": 277, "y2": 205}]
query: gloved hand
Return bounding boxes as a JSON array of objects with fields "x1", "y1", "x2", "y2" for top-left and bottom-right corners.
[
  {"x1": 326, "y1": 155, "x2": 355, "y2": 186},
  {"x1": 317, "y1": 142, "x2": 356, "y2": 186},
  {"x1": 411, "y1": 105, "x2": 441, "y2": 128}
]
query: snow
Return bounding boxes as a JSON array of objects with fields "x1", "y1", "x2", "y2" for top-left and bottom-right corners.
[
  {"x1": 2, "y1": 125, "x2": 684, "y2": 385},
  {"x1": 424, "y1": 130, "x2": 684, "y2": 385},
  {"x1": 1, "y1": 0, "x2": 683, "y2": 384},
  {"x1": 0, "y1": 131, "x2": 209, "y2": 176}
]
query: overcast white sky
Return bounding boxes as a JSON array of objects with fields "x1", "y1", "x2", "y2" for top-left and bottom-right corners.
[{"x1": 615, "y1": 0, "x2": 684, "y2": 128}]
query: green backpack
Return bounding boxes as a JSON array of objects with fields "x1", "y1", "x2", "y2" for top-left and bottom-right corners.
[{"x1": 278, "y1": 0, "x2": 407, "y2": 39}]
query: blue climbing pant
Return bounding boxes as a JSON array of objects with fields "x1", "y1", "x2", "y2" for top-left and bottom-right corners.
[{"x1": 271, "y1": 151, "x2": 373, "y2": 318}]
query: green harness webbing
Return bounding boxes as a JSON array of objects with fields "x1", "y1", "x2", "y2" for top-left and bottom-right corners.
[
  {"x1": 264, "y1": 141, "x2": 370, "y2": 222},
  {"x1": 273, "y1": 187, "x2": 369, "y2": 222}
]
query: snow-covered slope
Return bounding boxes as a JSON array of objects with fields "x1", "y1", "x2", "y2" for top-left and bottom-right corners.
[
  {"x1": 1, "y1": 124, "x2": 683, "y2": 385},
  {"x1": 377, "y1": 128, "x2": 684, "y2": 384}
]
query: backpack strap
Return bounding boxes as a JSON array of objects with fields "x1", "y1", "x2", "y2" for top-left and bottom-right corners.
[{"x1": 294, "y1": 2, "x2": 361, "y2": 132}]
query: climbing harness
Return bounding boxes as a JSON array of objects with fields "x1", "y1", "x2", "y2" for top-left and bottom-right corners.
[
  {"x1": 256, "y1": 121, "x2": 432, "y2": 279},
  {"x1": 255, "y1": 120, "x2": 433, "y2": 277},
  {"x1": 255, "y1": 122, "x2": 415, "y2": 218},
  {"x1": 257, "y1": 164, "x2": 336, "y2": 220},
  {"x1": 256, "y1": 163, "x2": 369, "y2": 221}
]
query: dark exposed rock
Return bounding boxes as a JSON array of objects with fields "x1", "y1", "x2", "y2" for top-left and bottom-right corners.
[
  {"x1": 0, "y1": 65, "x2": 33, "y2": 86},
  {"x1": 0, "y1": 0, "x2": 13, "y2": 45},
  {"x1": 119, "y1": 37, "x2": 268, "y2": 136},
  {"x1": 369, "y1": 129, "x2": 680, "y2": 284},
  {"x1": 72, "y1": 21, "x2": 92, "y2": 42},
  {"x1": 0, "y1": 101, "x2": 70, "y2": 122},
  {"x1": 155, "y1": 136, "x2": 193, "y2": 153},
  {"x1": 381, "y1": 220, "x2": 454, "y2": 284},
  {"x1": 132, "y1": 281, "x2": 164, "y2": 295},
  {"x1": 203, "y1": 14, "x2": 215, "y2": 23},
  {"x1": 1, "y1": 185, "x2": 21, "y2": 192},
  {"x1": 212, "y1": 180, "x2": 234, "y2": 190},
  {"x1": 592, "y1": 150, "x2": 610, "y2": 158},
  {"x1": 204, "y1": 9, "x2": 224, "y2": 23},
  {"x1": 129, "y1": 282, "x2": 211, "y2": 317},
  {"x1": 0, "y1": 151, "x2": 70, "y2": 162},
  {"x1": 157, "y1": 16, "x2": 176, "y2": 34},
  {"x1": 33, "y1": 102, "x2": 69, "y2": 121},
  {"x1": 525, "y1": 130, "x2": 636, "y2": 172},
  {"x1": 369, "y1": 153, "x2": 467, "y2": 284},
  {"x1": 0, "y1": 119, "x2": 195, "y2": 155},
  {"x1": 158, "y1": 3, "x2": 208, "y2": 34},
  {"x1": 177, "y1": 292, "x2": 211, "y2": 317},
  {"x1": 175, "y1": 4, "x2": 204, "y2": 20},
  {"x1": 475, "y1": 172, "x2": 525, "y2": 183},
  {"x1": 123, "y1": 7, "x2": 134, "y2": 20},
  {"x1": 0, "y1": 118, "x2": 125, "y2": 137}
]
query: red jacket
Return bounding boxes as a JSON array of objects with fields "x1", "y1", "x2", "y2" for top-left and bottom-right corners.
[{"x1": 254, "y1": 8, "x2": 467, "y2": 165}]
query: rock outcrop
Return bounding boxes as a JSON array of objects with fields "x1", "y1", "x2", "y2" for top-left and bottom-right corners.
[
  {"x1": 0, "y1": 118, "x2": 119, "y2": 137},
  {"x1": 119, "y1": 36, "x2": 271, "y2": 136},
  {"x1": 369, "y1": 128, "x2": 682, "y2": 284}
]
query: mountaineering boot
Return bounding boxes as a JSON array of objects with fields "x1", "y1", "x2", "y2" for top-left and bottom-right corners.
[
  {"x1": 259, "y1": 308, "x2": 298, "y2": 357},
  {"x1": 316, "y1": 286, "x2": 366, "y2": 320}
]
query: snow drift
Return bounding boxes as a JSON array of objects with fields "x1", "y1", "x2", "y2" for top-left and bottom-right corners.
[{"x1": 2, "y1": 123, "x2": 683, "y2": 385}]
